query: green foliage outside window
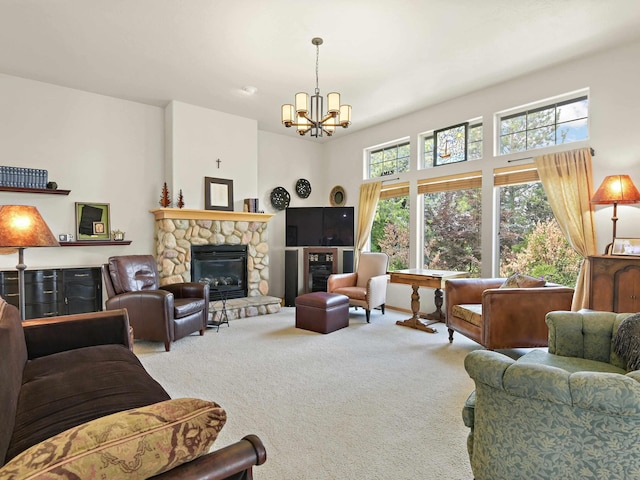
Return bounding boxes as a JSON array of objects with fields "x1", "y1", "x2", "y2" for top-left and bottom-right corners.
[
  {"x1": 499, "y1": 182, "x2": 580, "y2": 287},
  {"x1": 370, "y1": 196, "x2": 410, "y2": 270},
  {"x1": 424, "y1": 189, "x2": 482, "y2": 275}
]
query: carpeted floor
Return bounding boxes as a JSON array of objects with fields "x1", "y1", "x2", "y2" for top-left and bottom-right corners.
[{"x1": 135, "y1": 307, "x2": 485, "y2": 479}]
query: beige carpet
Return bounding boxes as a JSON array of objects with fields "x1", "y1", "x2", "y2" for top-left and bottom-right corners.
[{"x1": 135, "y1": 307, "x2": 485, "y2": 479}]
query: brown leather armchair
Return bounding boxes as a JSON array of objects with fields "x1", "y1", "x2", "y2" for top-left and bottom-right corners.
[
  {"x1": 327, "y1": 252, "x2": 389, "y2": 322},
  {"x1": 444, "y1": 278, "x2": 574, "y2": 350},
  {"x1": 102, "y1": 255, "x2": 209, "y2": 351}
]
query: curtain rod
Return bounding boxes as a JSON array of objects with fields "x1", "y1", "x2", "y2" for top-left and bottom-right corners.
[
  {"x1": 507, "y1": 147, "x2": 595, "y2": 163},
  {"x1": 381, "y1": 177, "x2": 400, "y2": 182}
]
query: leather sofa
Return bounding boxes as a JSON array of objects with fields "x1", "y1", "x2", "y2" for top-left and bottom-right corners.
[
  {"x1": 444, "y1": 277, "x2": 574, "y2": 349},
  {"x1": 463, "y1": 310, "x2": 640, "y2": 479},
  {"x1": 102, "y1": 254, "x2": 209, "y2": 351},
  {"x1": 0, "y1": 297, "x2": 266, "y2": 479}
]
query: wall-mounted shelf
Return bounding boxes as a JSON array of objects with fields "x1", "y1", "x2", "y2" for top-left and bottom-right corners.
[
  {"x1": 59, "y1": 241, "x2": 132, "y2": 247},
  {"x1": 0, "y1": 186, "x2": 71, "y2": 195}
]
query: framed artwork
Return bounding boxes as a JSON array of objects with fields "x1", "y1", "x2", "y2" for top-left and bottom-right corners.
[
  {"x1": 434, "y1": 122, "x2": 468, "y2": 166},
  {"x1": 75, "y1": 202, "x2": 111, "y2": 241},
  {"x1": 205, "y1": 177, "x2": 234, "y2": 211},
  {"x1": 611, "y1": 238, "x2": 640, "y2": 256}
]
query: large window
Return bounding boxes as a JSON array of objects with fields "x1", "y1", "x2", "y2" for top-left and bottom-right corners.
[
  {"x1": 422, "y1": 122, "x2": 482, "y2": 169},
  {"x1": 495, "y1": 166, "x2": 581, "y2": 287},
  {"x1": 498, "y1": 95, "x2": 588, "y2": 155},
  {"x1": 368, "y1": 141, "x2": 410, "y2": 179},
  {"x1": 370, "y1": 183, "x2": 410, "y2": 270},
  {"x1": 419, "y1": 173, "x2": 482, "y2": 275}
]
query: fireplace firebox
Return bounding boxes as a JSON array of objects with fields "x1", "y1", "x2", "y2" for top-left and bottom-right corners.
[{"x1": 191, "y1": 245, "x2": 248, "y2": 301}]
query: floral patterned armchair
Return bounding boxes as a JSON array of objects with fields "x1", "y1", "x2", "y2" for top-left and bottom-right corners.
[{"x1": 462, "y1": 310, "x2": 640, "y2": 479}]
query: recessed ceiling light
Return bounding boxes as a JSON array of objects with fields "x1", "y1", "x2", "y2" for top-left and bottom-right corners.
[{"x1": 240, "y1": 85, "x2": 258, "y2": 96}]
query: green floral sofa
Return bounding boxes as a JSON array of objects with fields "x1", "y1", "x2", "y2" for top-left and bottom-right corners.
[{"x1": 463, "y1": 310, "x2": 640, "y2": 480}]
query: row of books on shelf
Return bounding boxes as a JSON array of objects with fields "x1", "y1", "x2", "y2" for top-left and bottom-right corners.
[
  {"x1": 244, "y1": 198, "x2": 260, "y2": 213},
  {"x1": 0, "y1": 166, "x2": 48, "y2": 189}
]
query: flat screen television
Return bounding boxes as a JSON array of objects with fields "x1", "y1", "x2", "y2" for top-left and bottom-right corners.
[{"x1": 286, "y1": 206, "x2": 354, "y2": 247}]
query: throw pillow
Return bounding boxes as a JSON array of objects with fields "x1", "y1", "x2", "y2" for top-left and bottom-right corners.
[
  {"x1": 613, "y1": 313, "x2": 640, "y2": 371},
  {"x1": 0, "y1": 398, "x2": 226, "y2": 480},
  {"x1": 500, "y1": 273, "x2": 546, "y2": 288}
]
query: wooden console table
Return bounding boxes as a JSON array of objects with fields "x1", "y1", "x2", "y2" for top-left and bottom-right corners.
[{"x1": 389, "y1": 269, "x2": 467, "y2": 333}]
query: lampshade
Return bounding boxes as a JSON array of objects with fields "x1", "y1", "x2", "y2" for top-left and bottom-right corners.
[
  {"x1": 0, "y1": 205, "x2": 59, "y2": 248},
  {"x1": 591, "y1": 175, "x2": 640, "y2": 204}
]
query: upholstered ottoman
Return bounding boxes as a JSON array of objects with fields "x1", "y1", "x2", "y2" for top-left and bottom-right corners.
[{"x1": 295, "y1": 292, "x2": 350, "y2": 334}]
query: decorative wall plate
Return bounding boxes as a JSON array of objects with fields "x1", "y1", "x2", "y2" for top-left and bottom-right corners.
[
  {"x1": 270, "y1": 186, "x2": 291, "y2": 210},
  {"x1": 295, "y1": 178, "x2": 312, "y2": 198},
  {"x1": 330, "y1": 185, "x2": 346, "y2": 207}
]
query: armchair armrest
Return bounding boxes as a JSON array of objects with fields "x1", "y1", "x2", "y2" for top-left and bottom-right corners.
[
  {"x1": 106, "y1": 289, "x2": 174, "y2": 319},
  {"x1": 367, "y1": 274, "x2": 390, "y2": 308},
  {"x1": 152, "y1": 434, "x2": 267, "y2": 480},
  {"x1": 445, "y1": 278, "x2": 504, "y2": 320},
  {"x1": 161, "y1": 282, "x2": 210, "y2": 301},
  {"x1": 328, "y1": 272, "x2": 357, "y2": 291},
  {"x1": 481, "y1": 285, "x2": 574, "y2": 349},
  {"x1": 23, "y1": 309, "x2": 131, "y2": 360}
]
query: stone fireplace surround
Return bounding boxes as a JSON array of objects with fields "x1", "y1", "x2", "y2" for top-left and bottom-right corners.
[{"x1": 150, "y1": 208, "x2": 281, "y2": 320}]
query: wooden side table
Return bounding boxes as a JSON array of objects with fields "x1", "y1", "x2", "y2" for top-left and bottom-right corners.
[{"x1": 389, "y1": 269, "x2": 467, "y2": 333}]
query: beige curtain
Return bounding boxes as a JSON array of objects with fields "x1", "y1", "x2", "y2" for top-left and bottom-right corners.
[
  {"x1": 355, "y1": 181, "x2": 382, "y2": 268},
  {"x1": 534, "y1": 147, "x2": 597, "y2": 310}
]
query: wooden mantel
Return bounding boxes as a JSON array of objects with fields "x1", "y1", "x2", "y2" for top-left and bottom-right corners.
[{"x1": 150, "y1": 208, "x2": 274, "y2": 222}]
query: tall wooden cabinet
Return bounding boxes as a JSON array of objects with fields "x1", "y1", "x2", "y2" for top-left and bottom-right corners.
[
  {"x1": 0, "y1": 267, "x2": 102, "y2": 319},
  {"x1": 589, "y1": 255, "x2": 640, "y2": 312}
]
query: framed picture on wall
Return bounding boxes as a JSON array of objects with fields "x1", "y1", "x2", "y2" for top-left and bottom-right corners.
[
  {"x1": 75, "y1": 202, "x2": 111, "y2": 241},
  {"x1": 204, "y1": 177, "x2": 234, "y2": 211}
]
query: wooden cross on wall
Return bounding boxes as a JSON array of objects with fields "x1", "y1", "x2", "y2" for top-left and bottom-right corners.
[{"x1": 216, "y1": 158, "x2": 221, "y2": 168}]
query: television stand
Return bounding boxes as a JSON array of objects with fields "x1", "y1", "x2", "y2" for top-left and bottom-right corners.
[{"x1": 303, "y1": 247, "x2": 338, "y2": 293}]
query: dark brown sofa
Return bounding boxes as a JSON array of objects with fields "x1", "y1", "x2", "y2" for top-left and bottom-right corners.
[{"x1": 0, "y1": 297, "x2": 266, "y2": 479}]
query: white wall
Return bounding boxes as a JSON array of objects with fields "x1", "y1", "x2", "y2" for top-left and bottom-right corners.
[
  {"x1": 166, "y1": 101, "x2": 258, "y2": 211},
  {"x1": 323, "y1": 38, "x2": 640, "y2": 313},
  {"x1": 257, "y1": 131, "x2": 324, "y2": 297},
  {"x1": 0, "y1": 74, "x2": 164, "y2": 269}
]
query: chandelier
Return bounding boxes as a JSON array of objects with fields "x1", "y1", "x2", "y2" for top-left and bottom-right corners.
[{"x1": 281, "y1": 37, "x2": 351, "y2": 137}]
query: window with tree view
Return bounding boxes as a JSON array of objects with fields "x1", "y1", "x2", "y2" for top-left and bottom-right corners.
[
  {"x1": 370, "y1": 186, "x2": 410, "y2": 270},
  {"x1": 368, "y1": 141, "x2": 410, "y2": 179},
  {"x1": 421, "y1": 175, "x2": 482, "y2": 275},
  {"x1": 499, "y1": 95, "x2": 588, "y2": 155},
  {"x1": 498, "y1": 181, "x2": 580, "y2": 287}
]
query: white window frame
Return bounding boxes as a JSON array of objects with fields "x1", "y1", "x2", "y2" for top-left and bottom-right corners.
[
  {"x1": 365, "y1": 137, "x2": 411, "y2": 180},
  {"x1": 495, "y1": 89, "x2": 589, "y2": 157}
]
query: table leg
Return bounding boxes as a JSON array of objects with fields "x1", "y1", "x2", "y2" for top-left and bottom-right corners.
[
  {"x1": 422, "y1": 288, "x2": 445, "y2": 322},
  {"x1": 396, "y1": 284, "x2": 437, "y2": 333}
]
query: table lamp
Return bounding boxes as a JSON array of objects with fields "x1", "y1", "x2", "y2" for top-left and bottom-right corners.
[
  {"x1": 591, "y1": 175, "x2": 640, "y2": 254},
  {"x1": 0, "y1": 205, "x2": 59, "y2": 320}
]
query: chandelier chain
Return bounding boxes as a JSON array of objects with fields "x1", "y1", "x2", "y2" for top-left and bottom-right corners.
[{"x1": 315, "y1": 43, "x2": 320, "y2": 95}]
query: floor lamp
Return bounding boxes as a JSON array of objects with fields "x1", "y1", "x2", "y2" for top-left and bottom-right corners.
[
  {"x1": 591, "y1": 175, "x2": 640, "y2": 254},
  {"x1": 0, "y1": 205, "x2": 59, "y2": 320}
]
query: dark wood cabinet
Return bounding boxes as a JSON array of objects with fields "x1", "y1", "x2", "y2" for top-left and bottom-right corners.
[
  {"x1": 589, "y1": 255, "x2": 640, "y2": 313},
  {"x1": 62, "y1": 268, "x2": 103, "y2": 315},
  {"x1": 0, "y1": 267, "x2": 102, "y2": 319},
  {"x1": 303, "y1": 247, "x2": 337, "y2": 293}
]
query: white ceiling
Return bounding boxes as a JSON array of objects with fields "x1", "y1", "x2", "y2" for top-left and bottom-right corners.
[{"x1": 2, "y1": 0, "x2": 640, "y2": 142}]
